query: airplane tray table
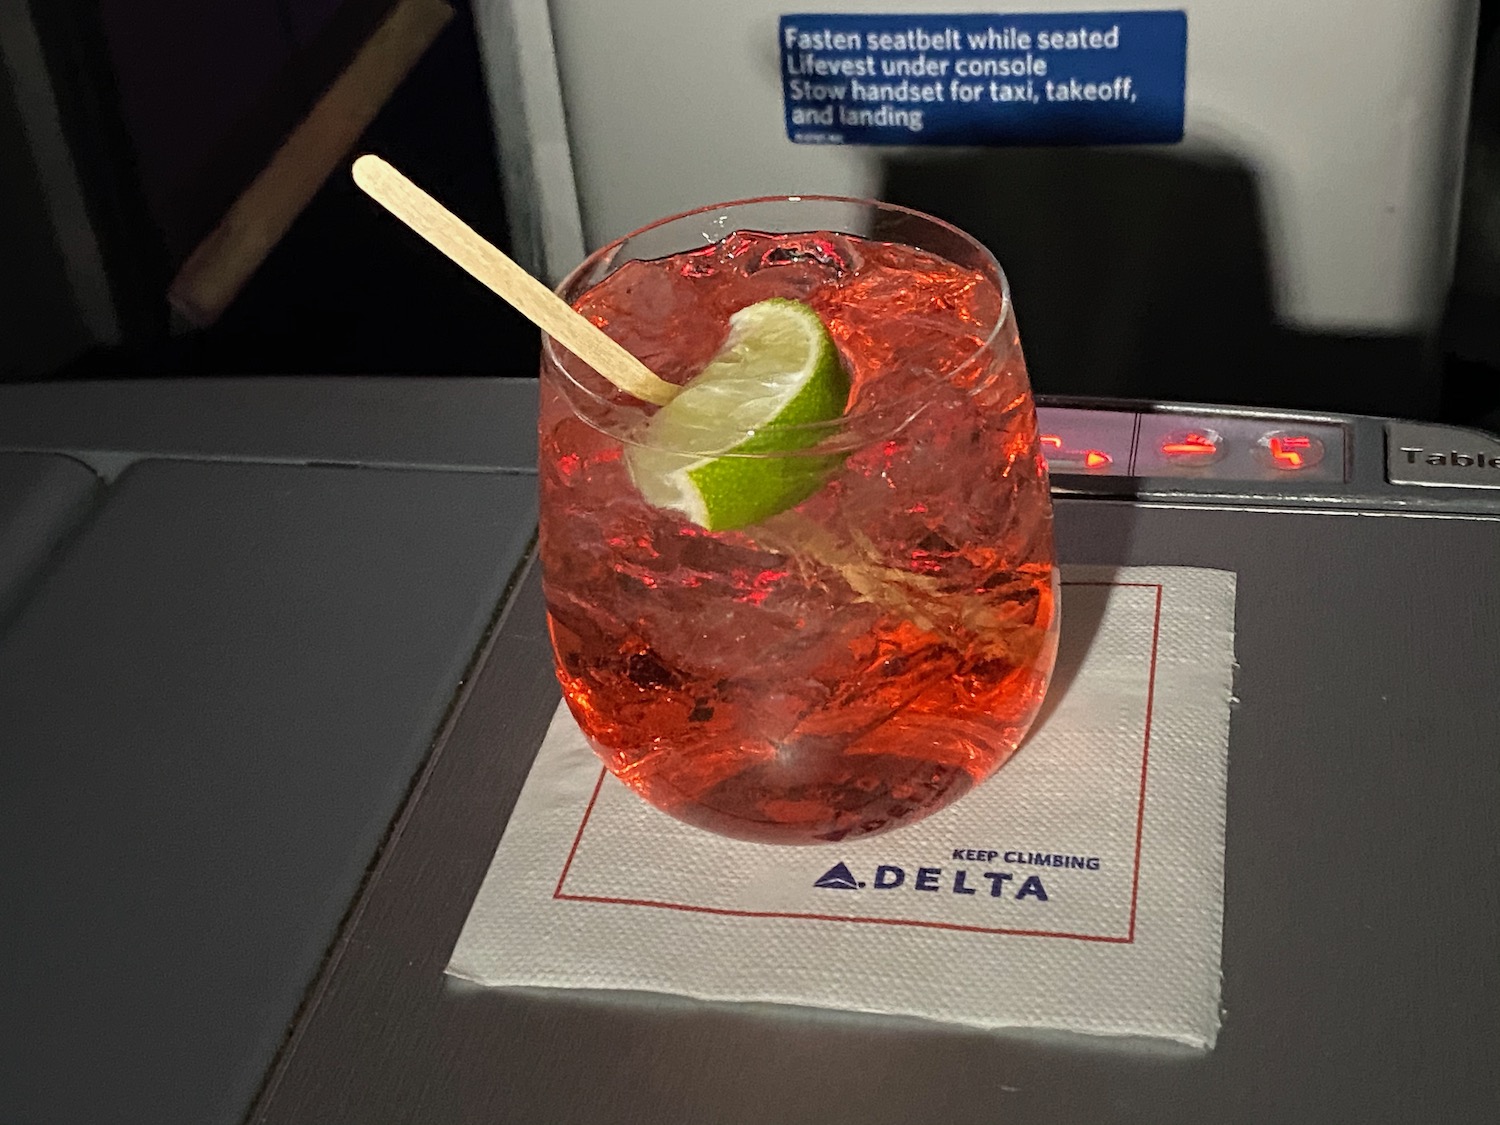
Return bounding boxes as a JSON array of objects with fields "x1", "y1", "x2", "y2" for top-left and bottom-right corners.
[{"x1": 3, "y1": 378, "x2": 1498, "y2": 1125}]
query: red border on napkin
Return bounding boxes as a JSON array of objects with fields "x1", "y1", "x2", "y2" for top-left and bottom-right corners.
[{"x1": 553, "y1": 581, "x2": 1162, "y2": 944}]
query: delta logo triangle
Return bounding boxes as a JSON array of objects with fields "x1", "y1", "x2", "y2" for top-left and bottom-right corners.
[{"x1": 813, "y1": 861, "x2": 862, "y2": 890}]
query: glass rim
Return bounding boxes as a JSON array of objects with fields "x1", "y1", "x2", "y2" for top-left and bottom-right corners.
[{"x1": 542, "y1": 194, "x2": 1015, "y2": 456}]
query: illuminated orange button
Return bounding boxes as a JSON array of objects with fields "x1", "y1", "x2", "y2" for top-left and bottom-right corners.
[
  {"x1": 1161, "y1": 432, "x2": 1218, "y2": 457},
  {"x1": 1039, "y1": 436, "x2": 1114, "y2": 471},
  {"x1": 1258, "y1": 431, "x2": 1325, "y2": 471},
  {"x1": 1158, "y1": 428, "x2": 1226, "y2": 466}
]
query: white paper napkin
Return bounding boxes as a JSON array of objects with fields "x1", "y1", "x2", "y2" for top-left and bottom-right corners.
[{"x1": 449, "y1": 565, "x2": 1237, "y2": 1048}]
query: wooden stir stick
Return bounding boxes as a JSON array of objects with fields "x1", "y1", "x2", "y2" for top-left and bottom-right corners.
[{"x1": 351, "y1": 154, "x2": 680, "y2": 407}]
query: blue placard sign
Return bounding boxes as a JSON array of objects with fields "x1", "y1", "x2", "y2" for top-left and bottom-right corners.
[{"x1": 780, "y1": 11, "x2": 1187, "y2": 145}]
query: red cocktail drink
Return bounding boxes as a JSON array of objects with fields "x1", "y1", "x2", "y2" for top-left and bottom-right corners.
[{"x1": 540, "y1": 198, "x2": 1057, "y2": 844}]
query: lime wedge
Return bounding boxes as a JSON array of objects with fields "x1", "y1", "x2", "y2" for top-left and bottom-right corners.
[{"x1": 625, "y1": 298, "x2": 851, "y2": 531}]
